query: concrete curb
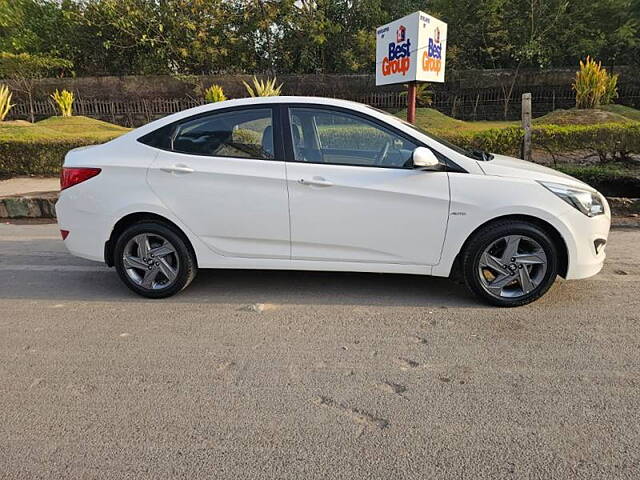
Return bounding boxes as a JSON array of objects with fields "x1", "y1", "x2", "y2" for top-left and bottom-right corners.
[
  {"x1": 0, "y1": 192, "x2": 58, "y2": 219},
  {"x1": 1, "y1": 192, "x2": 640, "y2": 220}
]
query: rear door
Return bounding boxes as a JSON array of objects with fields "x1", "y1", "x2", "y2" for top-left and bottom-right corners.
[
  {"x1": 146, "y1": 105, "x2": 291, "y2": 259},
  {"x1": 283, "y1": 105, "x2": 450, "y2": 265}
]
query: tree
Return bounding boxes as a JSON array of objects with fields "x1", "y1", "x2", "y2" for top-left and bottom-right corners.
[{"x1": 0, "y1": 53, "x2": 72, "y2": 122}]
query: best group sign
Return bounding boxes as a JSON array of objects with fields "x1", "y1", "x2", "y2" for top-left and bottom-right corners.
[{"x1": 375, "y1": 11, "x2": 447, "y2": 86}]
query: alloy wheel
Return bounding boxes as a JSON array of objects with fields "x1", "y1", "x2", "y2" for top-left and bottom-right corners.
[
  {"x1": 477, "y1": 234, "x2": 548, "y2": 299},
  {"x1": 122, "y1": 233, "x2": 180, "y2": 290}
]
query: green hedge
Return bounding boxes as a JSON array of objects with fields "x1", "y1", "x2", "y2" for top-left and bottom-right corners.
[
  {"x1": 433, "y1": 122, "x2": 640, "y2": 161},
  {"x1": 2, "y1": 122, "x2": 640, "y2": 178},
  {"x1": 0, "y1": 138, "x2": 101, "y2": 177}
]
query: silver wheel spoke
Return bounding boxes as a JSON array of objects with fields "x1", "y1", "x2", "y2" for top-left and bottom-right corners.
[
  {"x1": 500, "y1": 235, "x2": 521, "y2": 263},
  {"x1": 486, "y1": 273, "x2": 516, "y2": 295},
  {"x1": 514, "y1": 252, "x2": 546, "y2": 265},
  {"x1": 157, "y1": 258, "x2": 177, "y2": 282},
  {"x1": 518, "y1": 267, "x2": 535, "y2": 294},
  {"x1": 141, "y1": 267, "x2": 159, "y2": 288},
  {"x1": 124, "y1": 255, "x2": 147, "y2": 270},
  {"x1": 149, "y1": 243, "x2": 176, "y2": 258},
  {"x1": 135, "y1": 234, "x2": 151, "y2": 259},
  {"x1": 480, "y1": 252, "x2": 509, "y2": 275}
]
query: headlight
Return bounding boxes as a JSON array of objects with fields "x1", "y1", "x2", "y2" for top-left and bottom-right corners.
[{"x1": 539, "y1": 181, "x2": 605, "y2": 217}]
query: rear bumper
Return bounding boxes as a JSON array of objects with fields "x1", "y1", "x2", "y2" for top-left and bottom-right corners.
[{"x1": 55, "y1": 192, "x2": 111, "y2": 263}]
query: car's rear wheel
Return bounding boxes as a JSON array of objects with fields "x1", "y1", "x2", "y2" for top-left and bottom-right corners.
[
  {"x1": 114, "y1": 222, "x2": 197, "y2": 298},
  {"x1": 462, "y1": 220, "x2": 559, "y2": 307}
]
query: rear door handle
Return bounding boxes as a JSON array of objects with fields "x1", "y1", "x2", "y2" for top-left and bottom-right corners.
[
  {"x1": 160, "y1": 164, "x2": 194, "y2": 174},
  {"x1": 298, "y1": 177, "x2": 333, "y2": 187}
]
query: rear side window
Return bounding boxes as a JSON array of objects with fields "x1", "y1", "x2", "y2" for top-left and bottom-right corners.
[
  {"x1": 138, "y1": 124, "x2": 173, "y2": 150},
  {"x1": 138, "y1": 108, "x2": 275, "y2": 160}
]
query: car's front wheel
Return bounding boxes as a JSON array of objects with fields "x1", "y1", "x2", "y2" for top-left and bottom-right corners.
[
  {"x1": 114, "y1": 221, "x2": 197, "y2": 298},
  {"x1": 462, "y1": 220, "x2": 559, "y2": 307}
]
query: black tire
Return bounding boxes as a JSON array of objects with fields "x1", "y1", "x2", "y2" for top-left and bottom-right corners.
[
  {"x1": 114, "y1": 221, "x2": 197, "y2": 298},
  {"x1": 461, "y1": 220, "x2": 559, "y2": 307}
]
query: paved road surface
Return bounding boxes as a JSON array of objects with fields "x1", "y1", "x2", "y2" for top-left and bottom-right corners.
[{"x1": 1, "y1": 223, "x2": 639, "y2": 479}]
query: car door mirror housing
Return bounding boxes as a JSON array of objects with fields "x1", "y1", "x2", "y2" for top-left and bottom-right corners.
[{"x1": 412, "y1": 147, "x2": 440, "y2": 170}]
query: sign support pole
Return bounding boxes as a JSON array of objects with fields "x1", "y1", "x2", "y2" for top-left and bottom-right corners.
[
  {"x1": 407, "y1": 82, "x2": 417, "y2": 124},
  {"x1": 521, "y1": 92, "x2": 532, "y2": 161}
]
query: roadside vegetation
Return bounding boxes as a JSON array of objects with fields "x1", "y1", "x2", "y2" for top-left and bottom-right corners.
[
  {"x1": 0, "y1": 116, "x2": 129, "y2": 177},
  {"x1": 1, "y1": 57, "x2": 639, "y2": 197}
]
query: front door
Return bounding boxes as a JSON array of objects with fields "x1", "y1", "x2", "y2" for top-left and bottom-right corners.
[
  {"x1": 147, "y1": 106, "x2": 290, "y2": 259},
  {"x1": 284, "y1": 106, "x2": 450, "y2": 265}
]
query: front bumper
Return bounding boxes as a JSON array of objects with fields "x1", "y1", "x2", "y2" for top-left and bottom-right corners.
[{"x1": 560, "y1": 205, "x2": 611, "y2": 280}]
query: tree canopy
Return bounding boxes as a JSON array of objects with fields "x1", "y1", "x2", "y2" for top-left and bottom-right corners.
[{"x1": 0, "y1": 0, "x2": 638, "y2": 77}]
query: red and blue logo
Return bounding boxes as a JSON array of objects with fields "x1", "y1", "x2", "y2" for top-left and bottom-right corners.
[
  {"x1": 422, "y1": 27, "x2": 442, "y2": 74},
  {"x1": 382, "y1": 25, "x2": 411, "y2": 77}
]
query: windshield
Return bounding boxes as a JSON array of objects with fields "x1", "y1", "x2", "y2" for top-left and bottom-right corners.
[{"x1": 369, "y1": 106, "x2": 493, "y2": 161}]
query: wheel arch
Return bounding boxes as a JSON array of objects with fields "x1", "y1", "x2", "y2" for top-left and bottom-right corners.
[
  {"x1": 449, "y1": 214, "x2": 569, "y2": 280},
  {"x1": 104, "y1": 212, "x2": 198, "y2": 268}
]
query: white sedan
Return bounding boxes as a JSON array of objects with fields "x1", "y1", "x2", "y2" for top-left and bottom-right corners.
[{"x1": 56, "y1": 97, "x2": 610, "y2": 306}]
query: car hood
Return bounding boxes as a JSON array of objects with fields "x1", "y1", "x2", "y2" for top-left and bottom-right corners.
[{"x1": 479, "y1": 154, "x2": 592, "y2": 190}]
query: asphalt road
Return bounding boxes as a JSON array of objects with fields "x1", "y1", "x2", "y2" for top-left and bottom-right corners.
[{"x1": 1, "y1": 223, "x2": 639, "y2": 479}]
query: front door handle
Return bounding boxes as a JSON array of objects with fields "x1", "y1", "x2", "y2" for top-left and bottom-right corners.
[
  {"x1": 160, "y1": 164, "x2": 194, "y2": 174},
  {"x1": 298, "y1": 176, "x2": 333, "y2": 187}
]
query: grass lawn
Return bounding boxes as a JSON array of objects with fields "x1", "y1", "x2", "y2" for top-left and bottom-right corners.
[
  {"x1": 396, "y1": 105, "x2": 640, "y2": 132},
  {"x1": 394, "y1": 108, "x2": 516, "y2": 132},
  {"x1": 0, "y1": 116, "x2": 130, "y2": 142}
]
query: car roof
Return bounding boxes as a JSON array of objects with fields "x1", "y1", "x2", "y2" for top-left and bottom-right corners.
[{"x1": 128, "y1": 96, "x2": 380, "y2": 137}]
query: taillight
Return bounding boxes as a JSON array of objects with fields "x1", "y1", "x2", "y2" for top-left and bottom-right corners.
[
  {"x1": 60, "y1": 167, "x2": 101, "y2": 191},
  {"x1": 60, "y1": 229, "x2": 70, "y2": 240}
]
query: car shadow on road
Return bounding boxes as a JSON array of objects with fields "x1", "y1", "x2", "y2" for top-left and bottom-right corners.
[{"x1": 0, "y1": 261, "x2": 483, "y2": 307}]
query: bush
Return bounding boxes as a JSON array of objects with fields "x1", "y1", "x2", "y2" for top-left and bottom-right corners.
[
  {"x1": 534, "y1": 123, "x2": 640, "y2": 162},
  {"x1": 432, "y1": 123, "x2": 640, "y2": 162},
  {"x1": 0, "y1": 84, "x2": 13, "y2": 121},
  {"x1": 204, "y1": 84, "x2": 227, "y2": 103},
  {"x1": 0, "y1": 138, "x2": 100, "y2": 176},
  {"x1": 50, "y1": 89, "x2": 74, "y2": 117},
  {"x1": 572, "y1": 57, "x2": 619, "y2": 109},
  {"x1": 434, "y1": 127, "x2": 524, "y2": 156},
  {"x1": 317, "y1": 125, "x2": 388, "y2": 150},
  {"x1": 243, "y1": 76, "x2": 282, "y2": 97}
]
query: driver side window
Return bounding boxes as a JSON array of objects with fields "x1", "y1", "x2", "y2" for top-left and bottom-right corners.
[{"x1": 288, "y1": 107, "x2": 417, "y2": 168}]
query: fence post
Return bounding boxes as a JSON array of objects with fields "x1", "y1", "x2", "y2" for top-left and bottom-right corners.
[{"x1": 521, "y1": 92, "x2": 532, "y2": 161}]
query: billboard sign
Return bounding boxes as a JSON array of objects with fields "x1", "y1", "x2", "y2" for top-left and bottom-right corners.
[{"x1": 375, "y1": 11, "x2": 447, "y2": 86}]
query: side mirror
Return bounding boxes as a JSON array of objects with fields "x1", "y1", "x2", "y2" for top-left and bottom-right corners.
[{"x1": 412, "y1": 147, "x2": 440, "y2": 170}]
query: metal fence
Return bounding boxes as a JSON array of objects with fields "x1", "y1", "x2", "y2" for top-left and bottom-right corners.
[{"x1": 8, "y1": 83, "x2": 640, "y2": 127}]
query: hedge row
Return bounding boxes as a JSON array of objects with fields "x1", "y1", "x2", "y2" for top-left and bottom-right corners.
[
  {"x1": 1, "y1": 122, "x2": 639, "y2": 177},
  {"x1": 0, "y1": 138, "x2": 106, "y2": 177},
  {"x1": 434, "y1": 122, "x2": 640, "y2": 161}
]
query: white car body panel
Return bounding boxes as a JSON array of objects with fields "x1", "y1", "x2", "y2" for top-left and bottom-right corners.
[
  {"x1": 148, "y1": 150, "x2": 290, "y2": 259},
  {"x1": 55, "y1": 96, "x2": 611, "y2": 286},
  {"x1": 286, "y1": 161, "x2": 450, "y2": 264}
]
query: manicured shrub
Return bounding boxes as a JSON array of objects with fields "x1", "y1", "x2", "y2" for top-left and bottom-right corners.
[
  {"x1": 0, "y1": 84, "x2": 13, "y2": 121},
  {"x1": 204, "y1": 84, "x2": 227, "y2": 103},
  {"x1": 430, "y1": 123, "x2": 640, "y2": 163},
  {"x1": 50, "y1": 89, "x2": 74, "y2": 117},
  {"x1": 317, "y1": 125, "x2": 388, "y2": 150},
  {"x1": 572, "y1": 57, "x2": 619, "y2": 109},
  {"x1": 0, "y1": 138, "x2": 98, "y2": 176},
  {"x1": 242, "y1": 76, "x2": 283, "y2": 97}
]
